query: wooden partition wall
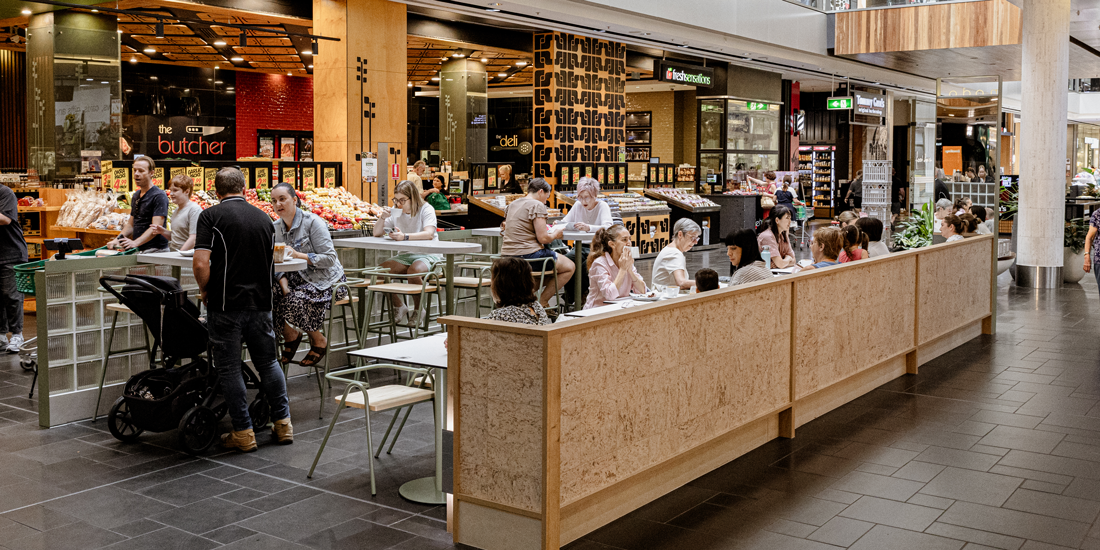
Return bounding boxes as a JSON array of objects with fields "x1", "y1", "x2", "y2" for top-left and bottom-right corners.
[{"x1": 441, "y1": 235, "x2": 994, "y2": 550}]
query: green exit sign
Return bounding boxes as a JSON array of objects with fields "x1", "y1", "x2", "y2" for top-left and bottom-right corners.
[
  {"x1": 746, "y1": 102, "x2": 769, "y2": 111},
  {"x1": 827, "y1": 96, "x2": 853, "y2": 110}
]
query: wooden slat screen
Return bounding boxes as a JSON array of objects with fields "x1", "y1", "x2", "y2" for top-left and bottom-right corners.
[{"x1": 0, "y1": 50, "x2": 27, "y2": 170}]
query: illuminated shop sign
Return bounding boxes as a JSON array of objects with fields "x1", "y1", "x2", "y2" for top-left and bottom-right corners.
[
  {"x1": 654, "y1": 60, "x2": 714, "y2": 88},
  {"x1": 853, "y1": 91, "x2": 886, "y2": 117}
]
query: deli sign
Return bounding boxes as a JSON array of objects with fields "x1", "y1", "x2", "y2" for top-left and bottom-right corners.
[{"x1": 654, "y1": 60, "x2": 714, "y2": 88}]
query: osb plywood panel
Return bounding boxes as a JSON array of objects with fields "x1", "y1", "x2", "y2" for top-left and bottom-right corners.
[
  {"x1": 835, "y1": 0, "x2": 1021, "y2": 55},
  {"x1": 458, "y1": 328, "x2": 545, "y2": 514},
  {"x1": 793, "y1": 257, "x2": 916, "y2": 400},
  {"x1": 919, "y1": 239, "x2": 992, "y2": 345},
  {"x1": 557, "y1": 287, "x2": 791, "y2": 506}
]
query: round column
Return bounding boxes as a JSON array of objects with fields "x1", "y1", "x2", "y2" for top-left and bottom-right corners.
[{"x1": 1016, "y1": 0, "x2": 1071, "y2": 288}]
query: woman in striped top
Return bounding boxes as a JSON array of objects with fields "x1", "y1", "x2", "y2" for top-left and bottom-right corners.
[{"x1": 724, "y1": 229, "x2": 773, "y2": 286}]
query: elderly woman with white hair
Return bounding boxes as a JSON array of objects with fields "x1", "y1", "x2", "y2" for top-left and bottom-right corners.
[
  {"x1": 652, "y1": 218, "x2": 702, "y2": 291},
  {"x1": 553, "y1": 176, "x2": 613, "y2": 303},
  {"x1": 934, "y1": 198, "x2": 954, "y2": 234}
]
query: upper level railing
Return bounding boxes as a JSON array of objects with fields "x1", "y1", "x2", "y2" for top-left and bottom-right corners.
[{"x1": 786, "y1": 0, "x2": 983, "y2": 13}]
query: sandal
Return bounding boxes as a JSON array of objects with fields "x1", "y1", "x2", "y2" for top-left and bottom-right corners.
[
  {"x1": 280, "y1": 335, "x2": 303, "y2": 365},
  {"x1": 299, "y1": 346, "x2": 327, "y2": 367}
]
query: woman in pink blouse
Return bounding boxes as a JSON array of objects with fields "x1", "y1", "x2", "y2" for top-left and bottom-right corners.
[{"x1": 584, "y1": 225, "x2": 647, "y2": 309}]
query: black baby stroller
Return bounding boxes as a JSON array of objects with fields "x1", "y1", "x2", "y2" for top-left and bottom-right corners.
[{"x1": 100, "y1": 274, "x2": 272, "y2": 454}]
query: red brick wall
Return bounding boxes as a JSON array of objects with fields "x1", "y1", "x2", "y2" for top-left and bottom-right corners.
[{"x1": 235, "y1": 72, "x2": 313, "y2": 157}]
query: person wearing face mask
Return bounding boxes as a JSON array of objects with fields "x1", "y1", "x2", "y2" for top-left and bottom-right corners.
[
  {"x1": 553, "y1": 177, "x2": 612, "y2": 303},
  {"x1": 108, "y1": 157, "x2": 170, "y2": 252},
  {"x1": 270, "y1": 183, "x2": 347, "y2": 368}
]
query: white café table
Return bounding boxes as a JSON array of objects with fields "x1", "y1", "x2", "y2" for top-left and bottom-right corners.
[
  {"x1": 137, "y1": 251, "x2": 308, "y2": 278},
  {"x1": 330, "y1": 237, "x2": 481, "y2": 318},
  {"x1": 471, "y1": 226, "x2": 596, "y2": 312},
  {"x1": 348, "y1": 333, "x2": 448, "y2": 504}
]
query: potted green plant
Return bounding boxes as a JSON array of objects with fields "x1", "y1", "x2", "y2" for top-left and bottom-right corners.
[
  {"x1": 1064, "y1": 217, "x2": 1089, "y2": 283},
  {"x1": 894, "y1": 201, "x2": 935, "y2": 250}
]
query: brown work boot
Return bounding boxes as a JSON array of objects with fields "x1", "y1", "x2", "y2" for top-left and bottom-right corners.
[
  {"x1": 220, "y1": 428, "x2": 257, "y2": 452},
  {"x1": 271, "y1": 418, "x2": 294, "y2": 445}
]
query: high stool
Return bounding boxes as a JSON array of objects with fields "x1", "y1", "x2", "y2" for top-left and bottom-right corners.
[
  {"x1": 444, "y1": 262, "x2": 492, "y2": 318},
  {"x1": 93, "y1": 302, "x2": 152, "y2": 422},
  {"x1": 307, "y1": 363, "x2": 435, "y2": 496},
  {"x1": 524, "y1": 257, "x2": 566, "y2": 317},
  {"x1": 360, "y1": 268, "x2": 442, "y2": 347}
]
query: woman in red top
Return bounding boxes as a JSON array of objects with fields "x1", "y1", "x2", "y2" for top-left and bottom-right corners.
[{"x1": 838, "y1": 224, "x2": 869, "y2": 262}]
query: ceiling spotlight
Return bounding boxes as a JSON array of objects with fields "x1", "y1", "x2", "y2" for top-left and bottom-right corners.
[
  {"x1": 86, "y1": 78, "x2": 93, "y2": 81},
  {"x1": 679, "y1": 43, "x2": 689, "y2": 48},
  {"x1": 117, "y1": 29, "x2": 122, "y2": 33},
  {"x1": 498, "y1": 73, "x2": 507, "y2": 77},
  {"x1": 208, "y1": 78, "x2": 213, "y2": 81},
  {"x1": 184, "y1": 89, "x2": 190, "y2": 92},
  {"x1": 143, "y1": 47, "x2": 155, "y2": 53},
  {"x1": 515, "y1": 61, "x2": 527, "y2": 66},
  {"x1": 286, "y1": 72, "x2": 292, "y2": 76},
  {"x1": 150, "y1": 76, "x2": 157, "y2": 80},
  {"x1": 21, "y1": 8, "x2": 31, "y2": 15},
  {"x1": 595, "y1": 29, "x2": 606, "y2": 33},
  {"x1": 214, "y1": 65, "x2": 219, "y2": 69},
  {"x1": 214, "y1": 80, "x2": 223, "y2": 84},
  {"x1": 130, "y1": 58, "x2": 137, "y2": 63},
  {"x1": 307, "y1": 64, "x2": 313, "y2": 68},
  {"x1": 214, "y1": 39, "x2": 226, "y2": 46},
  {"x1": 91, "y1": 8, "x2": 98, "y2": 12},
  {"x1": 481, "y1": 57, "x2": 487, "y2": 62},
  {"x1": 301, "y1": 50, "x2": 312, "y2": 56},
  {"x1": 453, "y1": 53, "x2": 465, "y2": 58},
  {"x1": 125, "y1": 89, "x2": 132, "y2": 92},
  {"x1": 239, "y1": 32, "x2": 246, "y2": 47},
  {"x1": 155, "y1": 20, "x2": 164, "y2": 38},
  {"x1": 408, "y1": 82, "x2": 413, "y2": 87},
  {"x1": 101, "y1": 81, "x2": 108, "y2": 84},
  {"x1": 227, "y1": 87, "x2": 234, "y2": 90},
  {"x1": 231, "y1": 56, "x2": 244, "y2": 61},
  {"x1": 431, "y1": 76, "x2": 440, "y2": 81},
  {"x1": 486, "y1": 8, "x2": 500, "y2": 11},
  {"x1": 311, "y1": 40, "x2": 318, "y2": 56}
]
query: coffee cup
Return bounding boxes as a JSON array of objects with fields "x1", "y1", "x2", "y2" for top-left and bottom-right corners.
[
  {"x1": 273, "y1": 242, "x2": 285, "y2": 264},
  {"x1": 630, "y1": 246, "x2": 640, "y2": 260},
  {"x1": 664, "y1": 286, "x2": 678, "y2": 298}
]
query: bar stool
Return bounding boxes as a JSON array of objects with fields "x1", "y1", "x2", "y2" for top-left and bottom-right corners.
[
  {"x1": 360, "y1": 268, "x2": 443, "y2": 346},
  {"x1": 524, "y1": 257, "x2": 566, "y2": 317},
  {"x1": 307, "y1": 363, "x2": 435, "y2": 496},
  {"x1": 444, "y1": 258, "x2": 493, "y2": 318},
  {"x1": 93, "y1": 301, "x2": 152, "y2": 422}
]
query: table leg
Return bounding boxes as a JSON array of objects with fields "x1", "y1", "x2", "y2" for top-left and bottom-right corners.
[
  {"x1": 445, "y1": 254, "x2": 455, "y2": 319},
  {"x1": 171, "y1": 266, "x2": 181, "y2": 281},
  {"x1": 398, "y1": 366, "x2": 447, "y2": 504},
  {"x1": 573, "y1": 239, "x2": 583, "y2": 312}
]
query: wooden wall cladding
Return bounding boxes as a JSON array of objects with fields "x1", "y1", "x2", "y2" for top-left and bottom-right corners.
[
  {"x1": 834, "y1": 0, "x2": 1021, "y2": 55},
  {"x1": 0, "y1": 50, "x2": 26, "y2": 170},
  {"x1": 533, "y1": 33, "x2": 626, "y2": 180}
]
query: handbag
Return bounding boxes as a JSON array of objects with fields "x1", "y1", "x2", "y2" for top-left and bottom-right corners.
[{"x1": 761, "y1": 196, "x2": 776, "y2": 210}]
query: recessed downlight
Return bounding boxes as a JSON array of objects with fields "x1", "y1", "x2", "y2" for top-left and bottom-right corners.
[{"x1": 143, "y1": 47, "x2": 155, "y2": 53}]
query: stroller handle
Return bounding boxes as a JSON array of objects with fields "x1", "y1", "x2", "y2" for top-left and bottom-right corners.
[{"x1": 99, "y1": 274, "x2": 179, "y2": 306}]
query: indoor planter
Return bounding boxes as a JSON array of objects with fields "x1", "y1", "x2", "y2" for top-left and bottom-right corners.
[{"x1": 1064, "y1": 217, "x2": 1088, "y2": 283}]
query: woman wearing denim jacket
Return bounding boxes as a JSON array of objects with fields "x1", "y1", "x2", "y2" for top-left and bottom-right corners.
[{"x1": 270, "y1": 183, "x2": 348, "y2": 367}]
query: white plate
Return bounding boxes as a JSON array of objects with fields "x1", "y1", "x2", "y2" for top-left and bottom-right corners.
[{"x1": 179, "y1": 249, "x2": 194, "y2": 257}]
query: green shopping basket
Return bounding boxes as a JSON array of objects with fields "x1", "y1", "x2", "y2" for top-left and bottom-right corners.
[{"x1": 14, "y1": 246, "x2": 138, "y2": 297}]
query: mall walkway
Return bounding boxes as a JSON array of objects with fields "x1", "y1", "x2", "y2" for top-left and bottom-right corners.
[{"x1": 0, "y1": 259, "x2": 1097, "y2": 550}]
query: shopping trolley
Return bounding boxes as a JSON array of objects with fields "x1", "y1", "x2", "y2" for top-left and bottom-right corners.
[{"x1": 792, "y1": 204, "x2": 812, "y2": 248}]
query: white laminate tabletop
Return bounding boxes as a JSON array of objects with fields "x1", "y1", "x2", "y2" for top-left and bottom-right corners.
[
  {"x1": 332, "y1": 236, "x2": 482, "y2": 255},
  {"x1": 348, "y1": 333, "x2": 448, "y2": 369},
  {"x1": 137, "y1": 252, "x2": 308, "y2": 272},
  {"x1": 471, "y1": 226, "x2": 596, "y2": 243}
]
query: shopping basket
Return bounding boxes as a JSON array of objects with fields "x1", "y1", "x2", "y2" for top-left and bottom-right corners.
[{"x1": 14, "y1": 246, "x2": 138, "y2": 297}]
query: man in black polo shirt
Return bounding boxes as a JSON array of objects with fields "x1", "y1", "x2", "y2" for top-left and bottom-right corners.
[
  {"x1": 194, "y1": 167, "x2": 292, "y2": 452},
  {"x1": 107, "y1": 156, "x2": 169, "y2": 252},
  {"x1": 0, "y1": 184, "x2": 28, "y2": 354}
]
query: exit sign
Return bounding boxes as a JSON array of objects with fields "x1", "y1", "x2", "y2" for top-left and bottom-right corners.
[
  {"x1": 827, "y1": 96, "x2": 853, "y2": 110},
  {"x1": 746, "y1": 102, "x2": 769, "y2": 111}
]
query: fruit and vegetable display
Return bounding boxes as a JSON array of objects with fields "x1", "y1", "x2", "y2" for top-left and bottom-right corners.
[
  {"x1": 243, "y1": 187, "x2": 382, "y2": 231},
  {"x1": 17, "y1": 197, "x2": 44, "y2": 207}
]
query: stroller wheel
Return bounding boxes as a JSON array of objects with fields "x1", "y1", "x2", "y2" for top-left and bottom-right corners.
[
  {"x1": 108, "y1": 398, "x2": 144, "y2": 442},
  {"x1": 179, "y1": 406, "x2": 219, "y2": 454},
  {"x1": 20, "y1": 358, "x2": 35, "y2": 372},
  {"x1": 249, "y1": 397, "x2": 271, "y2": 429}
]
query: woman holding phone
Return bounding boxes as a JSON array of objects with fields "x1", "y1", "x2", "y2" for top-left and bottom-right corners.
[
  {"x1": 372, "y1": 180, "x2": 440, "y2": 327},
  {"x1": 584, "y1": 225, "x2": 646, "y2": 309}
]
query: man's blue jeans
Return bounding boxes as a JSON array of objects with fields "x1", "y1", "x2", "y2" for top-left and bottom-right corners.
[{"x1": 207, "y1": 310, "x2": 290, "y2": 432}]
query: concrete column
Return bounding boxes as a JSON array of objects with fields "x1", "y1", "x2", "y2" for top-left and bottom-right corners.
[
  {"x1": 1016, "y1": 0, "x2": 1070, "y2": 288},
  {"x1": 439, "y1": 58, "x2": 487, "y2": 171}
]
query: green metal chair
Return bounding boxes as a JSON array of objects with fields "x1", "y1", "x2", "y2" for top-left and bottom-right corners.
[
  {"x1": 359, "y1": 267, "x2": 444, "y2": 346},
  {"x1": 307, "y1": 363, "x2": 436, "y2": 496}
]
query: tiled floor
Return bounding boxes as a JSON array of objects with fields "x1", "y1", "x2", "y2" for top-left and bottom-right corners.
[{"x1": 1, "y1": 246, "x2": 1097, "y2": 550}]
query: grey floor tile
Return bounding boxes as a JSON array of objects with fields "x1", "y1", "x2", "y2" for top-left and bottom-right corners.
[
  {"x1": 921, "y1": 467, "x2": 1024, "y2": 506},
  {"x1": 1017, "y1": 479, "x2": 1065, "y2": 493},
  {"x1": 914, "y1": 446, "x2": 1000, "y2": 471},
  {"x1": 829, "y1": 471, "x2": 924, "y2": 501},
  {"x1": 150, "y1": 497, "x2": 263, "y2": 535},
  {"x1": 907, "y1": 493, "x2": 954, "y2": 509},
  {"x1": 834, "y1": 442, "x2": 920, "y2": 468},
  {"x1": 201, "y1": 525, "x2": 256, "y2": 545},
  {"x1": 1002, "y1": 488, "x2": 1100, "y2": 523},
  {"x1": 937, "y1": 501, "x2": 1090, "y2": 548},
  {"x1": 218, "y1": 532, "x2": 309, "y2": 550},
  {"x1": 808, "y1": 516, "x2": 874, "y2": 547},
  {"x1": 293, "y1": 518, "x2": 416, "y2": 549},
  {"x1": 977, "y1": 426, "x2": 1066, "y2": 453},
  {"x1": 848, "y1": 525, "x2": 964, "y2": 550},
  {"x1": 814, "y1": 489, "x2": 862, "y2": 505},
  {"x1": 892, "y1": 461, "x2": 946, "y2": 482},
  {"x1": 925, "y1": 522, "x2": 1025, "y2": 550},
  {"x1": 997, "y1": 450, "x2": 1100, "y2": 480},
  {"x1": 626, "y1": 485, "x2": 718, "y2": 523},
  {"x1": 237, "y1": 493, "x2": 379, "y2": 542},
  {"x1": 1, "y1": 505, "x2": 80, "y2": 531},
  {"x1": 839, "y1": 495, "x2": 943, "y2": 531},
  {"x1": 4, "y1": 520, "x2": 127, "y2": 550},
  {"x1": 137, "y1": 474, "x2": 242, "y2": 507},
  {"x1": 43, "y1": 485, "x2": 176, "y2": 530},
  {"x1": 102, "y1": 527, "x2": 219, "y2": 550}
]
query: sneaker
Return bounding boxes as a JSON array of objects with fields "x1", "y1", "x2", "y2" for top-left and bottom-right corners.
[
  {"x1": 406, "y1": 309, "x2": 420, "y2": 328},
  {"x1": 393, "y1": 304, "x2": 410, "y2": 326},
  {"x1": 6, "y1": 334, "x2": 23, "y2": 354},
  {"x1": 220, "y1": 428, "x2": 257, "y2": 452},
  {"x1": 271, "y1": 418, "x2": 293, "y2": 445}
]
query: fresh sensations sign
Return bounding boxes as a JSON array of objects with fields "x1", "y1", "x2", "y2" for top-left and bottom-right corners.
[{"x1": 654, "y1": 60, "x2": 714, "y2": 88}]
